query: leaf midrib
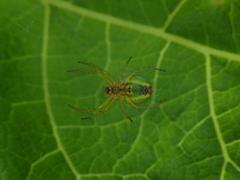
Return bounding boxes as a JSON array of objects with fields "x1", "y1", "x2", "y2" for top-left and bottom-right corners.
[
  {"x1": 206, "y1": 54, "x2": 240, "y2": 179},
  {"x1": 47, "y1": 0, "x2": 240, "y2": 63},
  {"x1": 41, "y1": 1, "x2": 81, "y2": 179}
]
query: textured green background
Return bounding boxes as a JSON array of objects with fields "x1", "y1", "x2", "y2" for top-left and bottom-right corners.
[{"x1": 1, "y1": 0, "x2": 240, "y2": 179}]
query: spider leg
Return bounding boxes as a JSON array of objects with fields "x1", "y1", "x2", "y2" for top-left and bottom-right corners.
[
  {"x1": 125, "y1": 97, "x2": 151, "y2": 112},
  {"x1": 119, "y1": 99, "x2": 133, "y2": 122},
  {"x1": 97, "y1": 96, "x2": 115, "y2": 110},
  {"x1": 125, "y1": 67, "x2": 166, "y2": 82},
  {"x1": 67, "y1": 61, "x2": 113, "y2": 84},
  {"x1": 68, "y1": 97, "x2": 115, "y2": 119},
  {"x1": 120, "y1": 56, "x2": 133, "y2": 79},
  {"x1": 126, "y1": 56, "x2": 133, "y2": 65},
  {"x1": 123, "y1": 56, "x2": 133, "y2": 71},
  {"x1": 127, "y1": 97, "x2": 160, "y2": 110},
  {"x1": 125, "y1": 97, "x2": 142, "y2": 111}
]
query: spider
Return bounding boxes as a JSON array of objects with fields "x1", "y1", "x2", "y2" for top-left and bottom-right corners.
[{"x1": 68, "y1": 57, "x2": 165, "y2": 122}]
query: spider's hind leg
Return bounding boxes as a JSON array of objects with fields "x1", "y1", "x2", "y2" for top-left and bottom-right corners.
[
  {"x1": 124, "y1": 67, "x2": 166, "y2": 82},
  {"x1": 68, "y1": 97, "x2": 115, "y2": 119},
  {"x1": 119, "y1": 99, "x2": 133, "y2": 122}
]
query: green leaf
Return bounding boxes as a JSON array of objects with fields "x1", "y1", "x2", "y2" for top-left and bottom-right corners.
[{"x1": 1, "y1": 0, "x2": 240, "y2": 179}]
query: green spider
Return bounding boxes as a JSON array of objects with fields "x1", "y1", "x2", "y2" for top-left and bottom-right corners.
[{"x1": 68, "y1": 57, "x2": 165, "y2": 122}]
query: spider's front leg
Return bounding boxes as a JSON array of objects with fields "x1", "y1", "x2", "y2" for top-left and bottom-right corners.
[{"x1": 67, "y1": 61, "x2": 114, "y2": 84}]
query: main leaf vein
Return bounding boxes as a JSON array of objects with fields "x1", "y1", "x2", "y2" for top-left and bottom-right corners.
[
  {"x1": 41, "y1": 1, "x2": 80, "y2": 179},
  {"x1": 205, "y1": 54, "x2": 240, "y2": 177},
  {"x1": 47, "y1": 0, "x2": 240, "y2": 63}
]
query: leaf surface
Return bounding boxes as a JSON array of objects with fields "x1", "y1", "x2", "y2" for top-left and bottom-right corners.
[{"x1": 1, "y1": 0, "x2": 240, "y2": 179}]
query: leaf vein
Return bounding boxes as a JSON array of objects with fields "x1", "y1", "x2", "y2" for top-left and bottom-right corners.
[
  {"x1": 162, "y1": 0, "x2": 188, "y2": 30},
  {"x1": 41, "y1": 2, "x2": 81, "y2": 179},
  {"x1": 26, "y1": 149, "x2": 60, "y2": 180},
  {"x1": 205, "y1": 54, "x2": 240, "y2": 176},
  {"x1": 47, "y1": 0, "x2": 240, "y2": 63},
  {"x1": 112, "y1": 41, "x2": 170, "y2": 172}
]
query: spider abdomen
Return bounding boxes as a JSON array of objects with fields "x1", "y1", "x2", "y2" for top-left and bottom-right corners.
[{"x1": 131, "y1": 83, "x2": 153, "y2": 96}]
